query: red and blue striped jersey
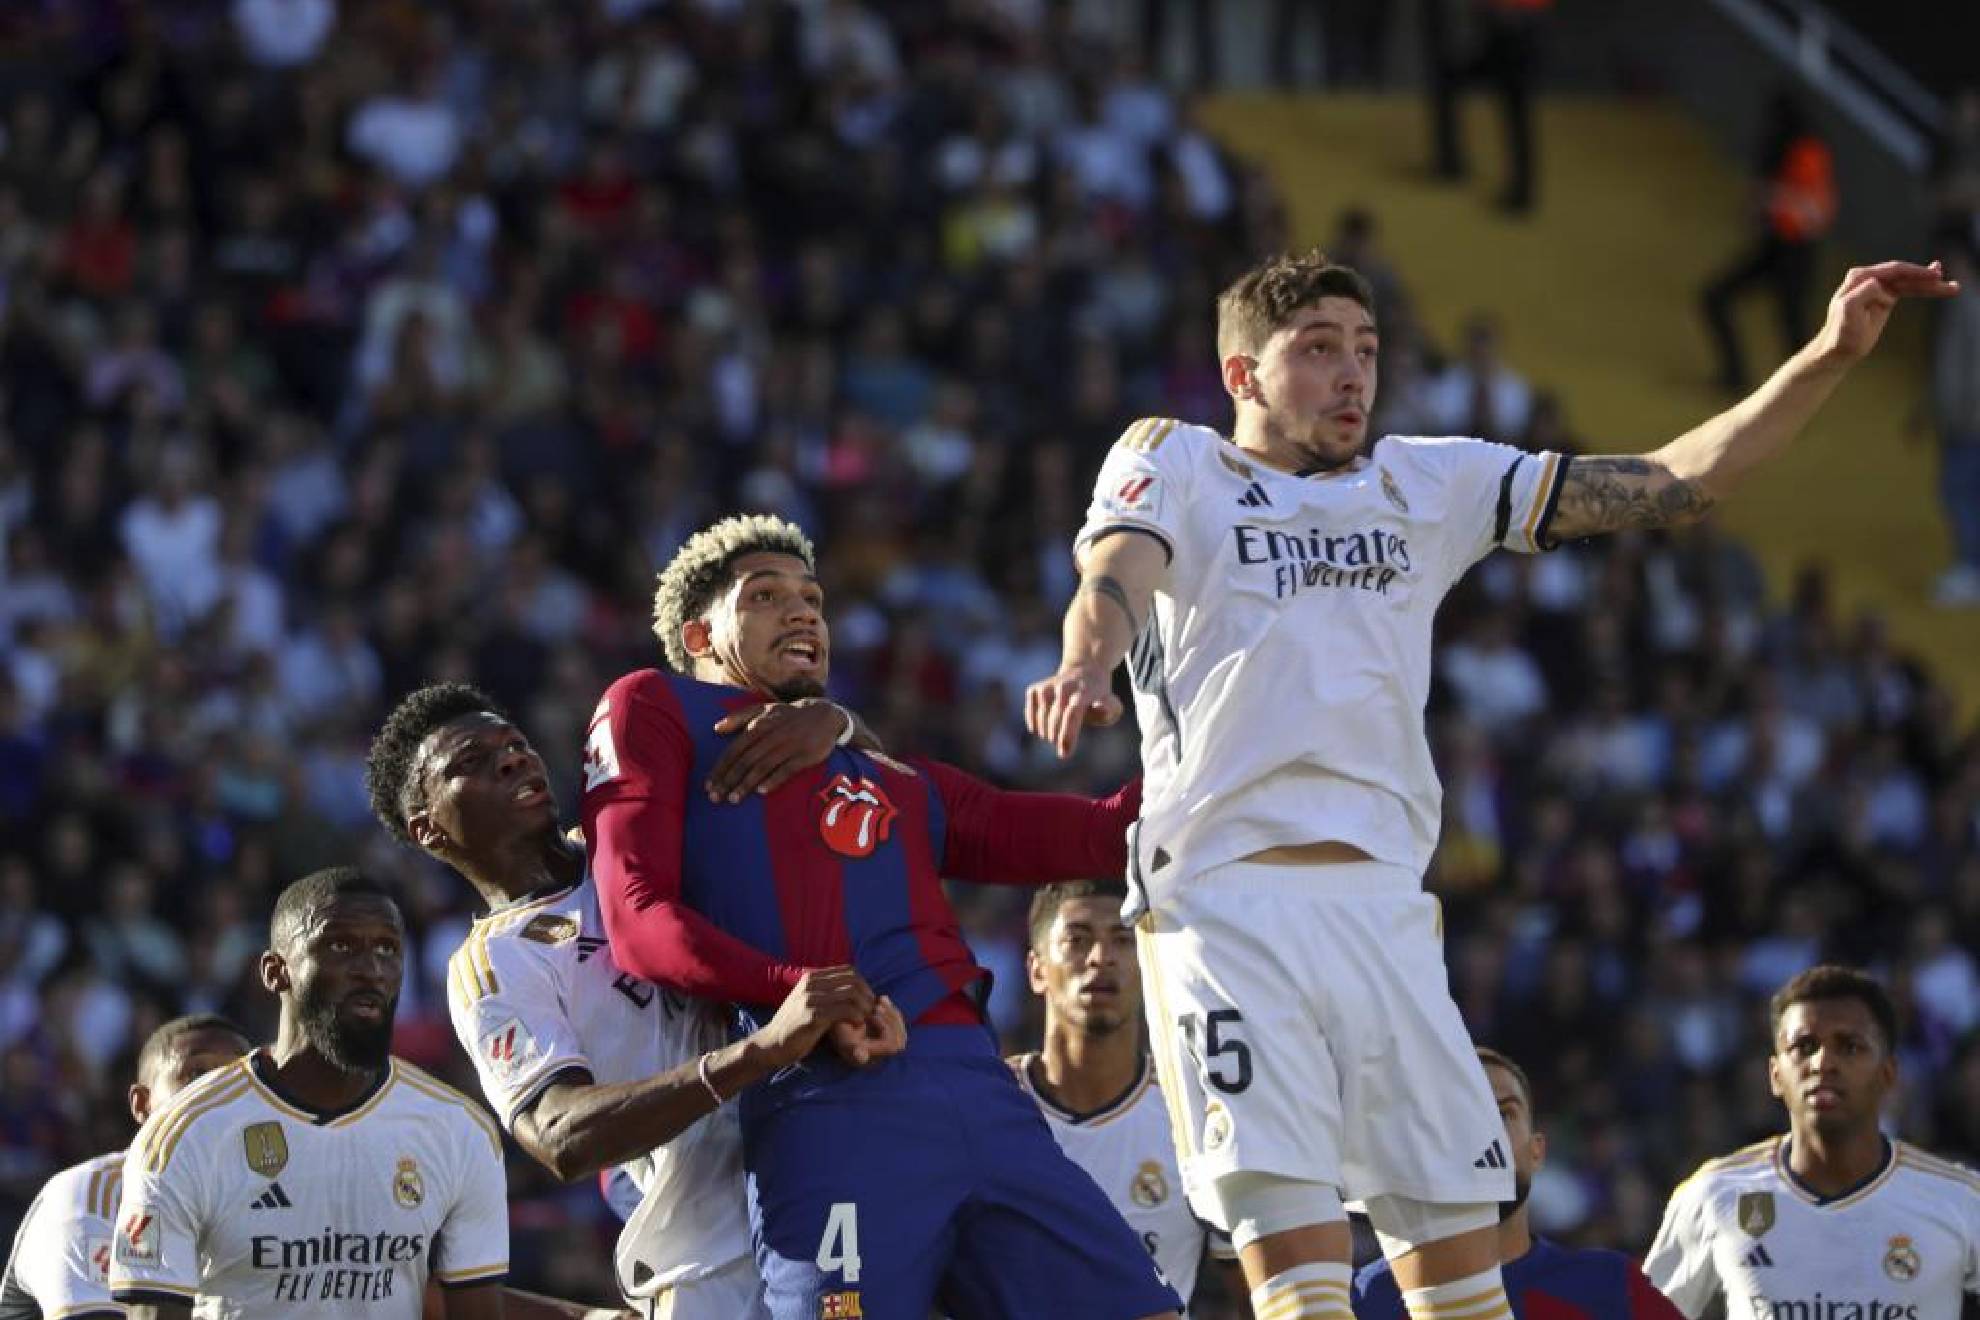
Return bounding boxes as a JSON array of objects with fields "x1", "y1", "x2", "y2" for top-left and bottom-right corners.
[
  {"x1": 580, "y1": 669, "x2": 1139, "y2": 1025},
  {"x1": 1353, "y1": 1238, "x2": 1687, "y2": 1320}
]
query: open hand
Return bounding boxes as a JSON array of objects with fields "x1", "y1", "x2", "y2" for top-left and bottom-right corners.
[
  {"x1": 1813, "y1": 260, "x2": 1958, "y2": 366},
  {"x1": 707, "y1": 699, "x2": 853, "y2": 803}
]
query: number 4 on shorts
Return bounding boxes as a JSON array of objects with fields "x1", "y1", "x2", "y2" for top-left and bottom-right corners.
[{"x1": 816, "y1": 1201, "x2": 863, "y2": 1283}]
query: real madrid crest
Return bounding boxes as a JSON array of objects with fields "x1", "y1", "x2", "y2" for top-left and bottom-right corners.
[
  {"x1": 394, "y1": 1156, "x2": 424, "y2": 1209},
  {"x1": 1736, "y1": 1191, "x2": 1775, "y2": 1238},
  {"x1": 1380, "y1": 467, "x2": 1409, "y2": 514},
  {"x1": 1130, "y1": 1159, "x2": 1169, "y2": 1209},
  {"x1": 1883, "y1": 1234, "x2": 1920, "y2": 1282},
  {"x1": 242, "y1": 1122, "x2": 289, "y2": 1178}
]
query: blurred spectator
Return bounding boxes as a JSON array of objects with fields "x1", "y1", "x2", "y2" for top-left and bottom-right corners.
[
  {"x1": 1427, "y1": 0, "x2": 1552, "y2": 214},
  {"x1": 1701, "y1": 91, "x2": 1837, "y2": 393}
]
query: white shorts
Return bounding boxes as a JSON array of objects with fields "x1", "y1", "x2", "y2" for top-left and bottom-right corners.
[
  {"x1": 1137, "y1": 859, "x2": 1512, "y2": 1230},
  {"x1": 641, "y1": 1255, "x2": 767, "y2": 1320}
]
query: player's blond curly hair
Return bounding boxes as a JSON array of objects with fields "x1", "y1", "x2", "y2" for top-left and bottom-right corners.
[
  {"x1": 1215, "y1": 248, "x2": 1376, "y2": 362},
  {"x1": 652, "y1": 514, "x2": 817, "y2": 674}
]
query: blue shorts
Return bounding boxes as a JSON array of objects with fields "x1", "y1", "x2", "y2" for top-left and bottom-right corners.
[{"x1": 741, "y1": 1025, "x2": 1181, "y2": 1320}]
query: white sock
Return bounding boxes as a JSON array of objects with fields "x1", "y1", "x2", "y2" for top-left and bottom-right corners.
[
  {"x1": 1400, "y1": 1266, "x2": 1513, "y2": 1320},
  {"x1": 1249, "y1": 1260, "x2": 1354, "y2": 1320}
]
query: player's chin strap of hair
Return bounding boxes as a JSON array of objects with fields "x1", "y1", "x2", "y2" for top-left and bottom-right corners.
[{"x1": 1076, "y1": 573, "x2": 1142, "y2": 635}]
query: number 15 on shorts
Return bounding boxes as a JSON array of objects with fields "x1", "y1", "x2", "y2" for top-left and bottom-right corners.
[{"x1": 1179, "y1": 1009, "x2": 1252, "y2": 1094}]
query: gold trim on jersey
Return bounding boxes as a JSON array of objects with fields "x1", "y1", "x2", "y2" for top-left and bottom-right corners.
[
  {"x1": 1895, "y1": 1143, "x2": 1980, "y2": 1190},
  {"x1": 85, "y1": 1156, "x2": 125, "y2": 1220},
  {"x1": 1519, "y1": 451, "x2": 1563, "y2": 547},
  {"x1": 434, "y1": 1261, "x2": 509, "y2": 1285},
  {"x1": 1009, "y1": 1053, "x2": 1156, "y2": 1130},
  {"x1": 1668, "y1": 1136, "x2": 1777, "y2": 1203},
  {"x1": 398, "y1": 1060, "x2": 504, "y2": 1158},
  {"x1": 142, "y1": 1067, "x2": 255, "y2": 1173},
  {"x1": 104, "y1": 1278, "x2": 199, "y2": 1300},
  {"x1": 1118, "y1": 418, "x2": 1180, "y2": 454},
  {"x1": 1135, "y1": 917, "x2": 1197, "y2": 1165},
  {"x1": 450, "y1": 888, "x2": 574, "y2": 1006},
  {"x1": 239, "y1": 1059, "x2": 399, "y2": 1129}
]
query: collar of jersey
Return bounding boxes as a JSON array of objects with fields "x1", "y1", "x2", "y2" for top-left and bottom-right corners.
[
  {"x1": 1023, "y1": 1052, "x2": 1152, "y2": 1127},
  {"x1": 246, "y1": 1048, "x2": 395, "y2": 1127},
  {"x1": 476, "y1": 876, "x2": 580, "y2": 924},
  {"x1": 1775, "y1": 1134, "x2": 1896, "y2": 1207}
]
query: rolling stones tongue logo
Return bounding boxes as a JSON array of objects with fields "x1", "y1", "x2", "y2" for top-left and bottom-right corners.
[{"x1": 817, "y1": 774, "x2": 898, "y2": 858}]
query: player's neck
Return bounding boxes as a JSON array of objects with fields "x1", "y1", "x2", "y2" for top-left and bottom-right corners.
[
  {"x1": 464, "y1": 831, "x2": 581, "y2": 911},
  {"x1": 264, "y1": 1033, "x2": 388, "y2": 1114},
  {"x1": 1230, "y1": 415, "x2": 1309, "y2": 475},
  {"x1": 1786, "y1": 1124, "x2": 1890, "y2": 1197},
  {"x1": 1036, "y1": 1017, "x2": 1143, "y2": 1115}
]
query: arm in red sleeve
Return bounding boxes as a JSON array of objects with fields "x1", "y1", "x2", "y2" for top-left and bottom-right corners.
[
  {"x1": 1628, "y1": 1264, "x2": 1689, "y2": 1320},
  {"x1": 582, "y1": 674, "x2": 808, "y2": 1007},
  {"x1": 918, "y1": 760, "x2": 1141, "y2": 885}
]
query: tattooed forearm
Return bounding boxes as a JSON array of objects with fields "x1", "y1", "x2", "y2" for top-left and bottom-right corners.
[
  {"x1": 1549, "y1": 456, "x2": 1716, "y2": 540},
  {"x1": 1076, "y1": 573, "x2": 1143, "y2": 634}
]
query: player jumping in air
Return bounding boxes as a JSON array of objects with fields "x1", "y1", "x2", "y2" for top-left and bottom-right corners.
[
  {"x1": 582, "y1": 513, "x2": 1182, "y2": 1320},
  {"x1": 1026, "y1": 250, "x2": 1955, "y2": 1320},
  {"x1": 1646, "y1": 966, "x2": 1980, "y2": 1319}
]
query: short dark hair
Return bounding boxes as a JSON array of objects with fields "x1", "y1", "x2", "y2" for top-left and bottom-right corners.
[
  {"x1": 652, "y1": 514, "x2": 817, "y2": 673},
  {"x1": 136, "y1": 1014, "x2": 249, "y2": 1090},
  {"x1": 271, "y1": 867, "x2": 400, "y2": 954},
  {"x1": 1027, "y1": 880, "x2": 1130, "y2": 952},
  {"x1": 366, "y1": 683, "x2": 508, "y2": 845},
  {"x1": 1215, "y1": 248, "x2": 1377, "y2": 362},
  {"x1": 1476, "y1": 1047, "x2": 1535, "y2": 1114},
  {"x1": 1770, "y1": 965, "x2": 1899, "y2": 1053}
]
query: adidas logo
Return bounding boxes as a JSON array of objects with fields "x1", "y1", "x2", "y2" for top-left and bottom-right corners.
[
  {"x1": 250, "y1": 1183, "x2": 294, "y2": 1210},
  {"x1": 1742, "y1": 1244, "x2": 1774, "y2": 1269},
  {"x1": 1473, "y1": 1140, "x2": 1508, "y2": 1170},
  {"x1": 1237, "y1": 482, "x2": 1272, "y2": 509}
]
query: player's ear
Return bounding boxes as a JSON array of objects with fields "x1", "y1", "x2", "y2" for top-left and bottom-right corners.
[
  {"x1": 1766, "y1": 1052, "x2": 1784, "y2": 1100},
  {"x1": 1530, "y1": 1129, "x2": 1548, "y2": 1169},
  {"x1": 681, "y1": 616, "x2": 715, "y2": 660},
  {"x1": 407, "y1": 808, "x2": 446, "y2": 855},
  {"x1": 128, "y1": 1082, "x2": 151, "y2": 1127},
  {"x1": 261, "y1": 949, "x2": 291, "y2": 995},
  {"x1": 1026, "y1": 948, "x2": 1048, "y2": 994},
  {"x1": 1222, "y1": 352, "x2": 1259, "y2": 402}
]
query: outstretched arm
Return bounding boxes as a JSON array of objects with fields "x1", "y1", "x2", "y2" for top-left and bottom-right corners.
[
  {"x1": 1548, "y1": 260, "x2": 1956, "y2": 541},
  {"x1": 1027, "y1": 527, "x2": 1170, "y2": 758}
]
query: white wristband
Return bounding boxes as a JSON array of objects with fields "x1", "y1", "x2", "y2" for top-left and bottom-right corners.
[
  {"x1": 696, "y1": 1053, "x2": 725, "y2": 1106},
  {"x1": 831, "y1": 703, "x2": 856, "y2": 747}
]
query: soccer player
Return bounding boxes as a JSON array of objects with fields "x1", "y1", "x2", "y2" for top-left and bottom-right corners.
[
  {"x1": 1645, "y1": 966, "x2": 1980, "y2": 1319},
  {"x1": 582, "y1": 513, "x2": 1182, "y2": 1319},
  {"x1": 0, "y1": 1015, "x2": 250, "y2": 1319},
  {"x1": 1025, "y1": 250, "x2": 1954, "y2": 1319},
  {"x1": 109, "y1": 868, "x2": 511, "y2": 1319},
  {"x1": 368, "y1": 681, "x2": 905, "y2": 1318},
  {"x1": 1011, "y1": 880, "x2": 1241, "y2": 1315},
  {"x1": 1353, "y1": 1048, "x2": 1684, "y2": 1319}
]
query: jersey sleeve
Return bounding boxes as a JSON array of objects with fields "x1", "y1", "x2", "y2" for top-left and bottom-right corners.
[
  {"x1": 1628, "y1": 1261, "x2": 1693, "y2": 1319},
  {"x1": 107, "y1": 1134, "x2": 206, "y2": 1309},
  {"x1": 9, "y1": 1178, "x2": 118, "y2": 1314},
  {"x1": 582, "y1": 671, "x2": 809, "y2": 1006},
  {"x1": 432, "y1": 1113, "x2": 510, "y2": 1289},
  {"x1": 447, "y1": 936, "x2": 592, "y2": 1129},
  {"x1": 1405, "y1": 436, "x2": 1572, "y2": 570},
  {"x1": 1642, "y1": 1172, "x2": 1722, "y2": 1319},
  {"x1": 1075, "y1": 418, "x2": 1198, "y2": 562},
  {"x1": 1963, "y1": 1178, "x2": 1980, "y2": 1298},
  {"x1": 919, "y1": 760, "x2": 1140, "y2": 884}
]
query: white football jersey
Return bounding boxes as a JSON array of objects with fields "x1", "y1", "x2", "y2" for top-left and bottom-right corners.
[
  {"x1": 0, "y1": 1148, "x2": 123, "y2": 1318},
  {"x1": 1077, "y1": 419, "x2": 1568, "y2": 904},
  {"x1": 108, "y1": 1051, "x2": 507, "y2": 1318},
  {"x1": 1645, "y1": 1136, "x2": 1980, "y2": 1319},
  {"x1": 1008, "y1": 1054, "x2": 1233, "y2": 1311},
  {"x1": 446, "y1": 877, "x2": 752, "y2": 1300}
]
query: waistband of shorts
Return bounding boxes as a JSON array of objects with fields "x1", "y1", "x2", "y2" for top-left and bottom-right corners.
[{"x1": 1184, "y1": 857, "x2": 1421, "y2": 897}]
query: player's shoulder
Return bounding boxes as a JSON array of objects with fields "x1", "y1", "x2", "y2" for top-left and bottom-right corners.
[
  {"x1": 1676, "y1": 1136, "x2": 1782, "y2": 1199},
  {"x1": 449, "y1": 883, "x2": 589, "y2": 1010},
  {"x1": 33, "y1": 1149, "x2": 128, "y2": 1224},
  {"x1": 1111, "y1": 416, "x2": 1218, "y2": 457},
  {"x1": 389, "y1": 1059, "x2": 504, "y2": 1155},
  {"x1": 597, "y1": 666, "x2": 678, "y2": 713},
  {"x1": 1373, "y1": 432, "x2": 1517, "y2": 472},
  {"x1": 1893, "y1": 1141, "x2": 1980, "y2": 1199},
  {"x1": 131, "y1": 1057, "x2": 258, "y2": 1176}
]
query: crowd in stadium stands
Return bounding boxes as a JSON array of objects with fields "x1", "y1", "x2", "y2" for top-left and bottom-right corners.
[{"x1": 1, "y1": 0, "x2": 1976, "y2": 1302}]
